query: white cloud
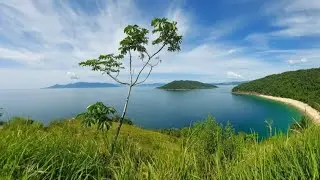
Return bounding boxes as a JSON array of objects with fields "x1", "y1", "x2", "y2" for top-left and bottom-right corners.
[
  {"x1": 66, "y1": 72, "x2": 79, "y2": 80},
  {"x1": 263, "y1": 0, "x2": 320, "y2": 37},
  {"x1": 227, "y1": 71, "x2": 243, "y2": 79},
  {"x1": 0, "y1": 47, "x2": 43, "y2": 62},
  {"x1": 167, "y1": 8, "x2": 190, "y2": 36},
  {"x1": 0, "y1": 0, "x2": 319, "y2": 89},
  {"x1": 207, "y1": 17, "x2": 248, "y2": 40},
  {"x1": 245, "y1": 33, "x2": 269, "y2": 49},
  {"x1": 288, "y1": 58, "x2": 308, "y2": 64}
]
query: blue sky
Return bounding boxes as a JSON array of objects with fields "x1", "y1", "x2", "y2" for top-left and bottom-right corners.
[{"x1": 0, "y1": 0, "x2": 319, "y2": 89}]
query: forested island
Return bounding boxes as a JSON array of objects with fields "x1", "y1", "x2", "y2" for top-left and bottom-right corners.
[
  {"x1": 232, "y1": 68, "x2": 320, "y2": 111},
  {"x1": 158, "y1": 80, "x2": 217, "y2": 90}
]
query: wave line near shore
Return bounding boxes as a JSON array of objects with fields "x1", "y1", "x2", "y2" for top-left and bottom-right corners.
[{"x1": 234, "y1": 92, "x2": 320, "y2": 124}]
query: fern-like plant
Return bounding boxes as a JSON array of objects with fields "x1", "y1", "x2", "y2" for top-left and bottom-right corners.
[{"x1": 77, "y1": 102, "x2": 116, "y2": 131}]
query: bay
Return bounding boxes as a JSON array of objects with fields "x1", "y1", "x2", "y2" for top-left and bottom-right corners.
[{"x1": 0, "y1": 85, "x2": 302, "y2": 137}]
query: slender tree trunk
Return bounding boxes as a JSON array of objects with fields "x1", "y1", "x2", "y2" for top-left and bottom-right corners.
[{"x1": 111, "y1": 85, "x2": 132, "y2": 154}]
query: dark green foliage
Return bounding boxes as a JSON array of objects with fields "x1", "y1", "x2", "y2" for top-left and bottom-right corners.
[
  {"x1": 158, "y1": 127, "x2": 191, "y2": 137},
  {"x1": 7, "y1": 117, "x2": 36, "y2": 125},
  {"x1": 1, "y1": 117, "x2": 43, "y2": 130},
  {"x1": 159, "y1": 80, "x2": 218, "y2": 90},
  {"x1": 158, "y1": 128, "x2": 183, "y2": 137},
  {"x1": 119, "y1": 25, "x2": 149, "y2": 54},
  {"x1": 151, "y1": 18, "x2": 183, "y2": 52},
  {"x1": 113, "y1": 115, "x2": 134, "y2": 125},
  {"x1": 77, "y1": 102, "x2": 116, "y2": 131},
  {"x1": 0, "y1": 107, "x2": 4, "y2": 120},
  {"x1": 79, "y1": 54, "x2": 124, "y2": 78},
  {"x1": 232, "y1": 68, "x2": 320, "y2": 111}
]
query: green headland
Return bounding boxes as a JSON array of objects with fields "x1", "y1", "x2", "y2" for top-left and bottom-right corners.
[{"x1": 233, "y1": 68, "x2": 320, "y2": 111}]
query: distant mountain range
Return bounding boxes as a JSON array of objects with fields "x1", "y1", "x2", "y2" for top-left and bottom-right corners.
[
  {"x1": 45, "y1": 81, "x2": 247, "y2": 89},
  {"x1": 45, "y1": 82, "x2": 166, "y2": 89},
  {"x1": 45, "y1": 82, "x2": 119, "y2": 89}
]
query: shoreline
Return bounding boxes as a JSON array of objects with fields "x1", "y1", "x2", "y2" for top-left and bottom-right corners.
[
  {"x1": 233, "y1": 92, "x2": 320, "y2": 124},
  {"x1": 157, "y1": 88, "x2": 217, "y2": 91}
]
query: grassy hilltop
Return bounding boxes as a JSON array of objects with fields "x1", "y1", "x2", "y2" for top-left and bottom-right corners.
[{"x1": 0, "y1": 115, "x2": 319, "y2": 179}]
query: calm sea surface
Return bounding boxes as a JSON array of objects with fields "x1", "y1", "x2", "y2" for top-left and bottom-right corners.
[{"x1": 0, "y1": 86, "x2": 302, "y2": 137}]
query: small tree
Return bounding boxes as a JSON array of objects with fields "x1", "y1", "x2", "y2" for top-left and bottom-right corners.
[
  {"x1": 77, "y1": 102, "x2": 116, "y2": 131},
  {"x1": 79, "y1": 17, "x2": 183, "y2": 151}
]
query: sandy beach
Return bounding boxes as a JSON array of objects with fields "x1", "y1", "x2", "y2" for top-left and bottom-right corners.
[{"x1": 234, "y1": 92, "x2": 320, "y2": 124}]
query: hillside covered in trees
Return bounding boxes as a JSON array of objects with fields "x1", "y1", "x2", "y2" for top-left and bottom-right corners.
[
  {"x1": 158, "y1": 80, "x2": 217, "y2": 90},
  {"x1": 232, "y1": 68, "x2": 320, "y2": 111}
]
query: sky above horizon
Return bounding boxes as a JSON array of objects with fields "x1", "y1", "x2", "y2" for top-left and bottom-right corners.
[{"x1": 0, "y1": 0, "x2": 319, "y2": 89}]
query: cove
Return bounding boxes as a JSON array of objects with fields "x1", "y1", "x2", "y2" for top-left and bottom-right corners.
[{"x1": 0, "y1": 86, "x2": 302, "y2": 137}]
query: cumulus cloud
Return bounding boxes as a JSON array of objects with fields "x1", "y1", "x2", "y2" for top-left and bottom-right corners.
[
  {"x1": 288, "y1": 58, "x2": 308, "y2": 64},
  {"x1": 66, "y1": 72, "x2": 79, "y2": 80},
  {"x1": 227, "y1": 71, "x2": 243, "y2": 79}
]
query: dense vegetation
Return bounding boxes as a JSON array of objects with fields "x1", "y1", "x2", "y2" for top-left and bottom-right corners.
[
  {"x1": 158, "y1": 80, "x2": 217, "y2": 90},
  {"x1": 0, "y1": 116, "x2": 318, "y2": 179},
  {"x1": 233, "y1": 68, "x2": 320, "y2": 111}
]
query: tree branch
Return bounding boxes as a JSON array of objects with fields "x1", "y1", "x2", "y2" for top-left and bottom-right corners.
[
  {"x1": 145, "y1": 51, "x2": 151, "y2": 59},
  {"x1": 133, "y1": 44, "x2": 166, "y2": 85},
  {"x1": 115, "y1": 67, "x2": 120, "y2": 78},
  {"x1": 105, "y1": 72, "x2": 130, "y2": 85},
  {"x1": 150, "y1": 44, "x2": 166, "y2": 59},
  {"x1": 134, "y1": 59, "x2": 160, "y2": 85}
]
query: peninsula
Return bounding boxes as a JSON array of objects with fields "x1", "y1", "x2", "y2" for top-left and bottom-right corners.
[{"x1": 232, "y1": 68, "x2": 320, "y2": 123}]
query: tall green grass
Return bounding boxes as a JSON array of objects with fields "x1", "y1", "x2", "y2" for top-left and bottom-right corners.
[{"x1": 0, "y1": 116, "x2": 319, "y2": 179}]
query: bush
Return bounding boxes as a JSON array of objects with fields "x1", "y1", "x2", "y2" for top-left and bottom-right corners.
[
  {"x1": 4, "y1": 117, "x2": 43, "y2": 129},
  {"x1": 158, "y1": 128, "x2": 183, "y2": 137},
  {"x1": 113, "y1": 115, "x2": 134, "y2": 125},
  {"x1": 0, "y1": 121, "x2": 6, "y2": 126}
]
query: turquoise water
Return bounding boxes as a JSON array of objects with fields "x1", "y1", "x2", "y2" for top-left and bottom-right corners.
[{"x1": 0, "y1": 86, "x2": 302, "y2": 137}]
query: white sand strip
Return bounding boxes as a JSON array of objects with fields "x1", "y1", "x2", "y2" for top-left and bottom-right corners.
[{"x1": 234, "y1": 92, "x2": 320, "y2": 124}]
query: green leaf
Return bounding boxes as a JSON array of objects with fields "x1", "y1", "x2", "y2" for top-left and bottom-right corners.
[
  {"x1": 119, "y1": 24, "x2": 149, "y2": 55},
  {"x1": 151, "y1": 18, "x2": 182, "y2": 52},
  {"x1": 78, "y1": 102, "x2": 116, "y2": 132}
]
